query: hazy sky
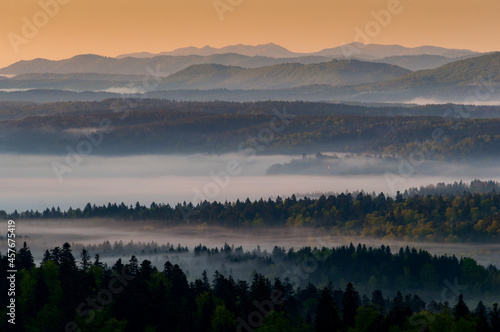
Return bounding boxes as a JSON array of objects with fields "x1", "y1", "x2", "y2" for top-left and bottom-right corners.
[{"x1": 1, "y1": 0, "x2": 499, "y2": 68}]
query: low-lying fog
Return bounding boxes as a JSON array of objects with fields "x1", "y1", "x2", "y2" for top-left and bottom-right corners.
[
  {"x1": 1, "y1": 153, "x2": 499, "y2": 213},
  {"x1": 6, "y1": 221, "x2": 500, "y2": 280}
]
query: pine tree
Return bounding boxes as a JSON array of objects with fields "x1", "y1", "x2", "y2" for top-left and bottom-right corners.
[
  {"x1": 473, "y1": 301, "x2": 489, "y2": 332},
  {"x1": 491, "y1": 303, "x2": 500, "y2": 332},
  {"x1": 18, "y1": 242, "x2": 34, "y2": 270},
  {"x1": 80, "y1": 248, "x2": 91, "y2": 271},
  {"x1": 453, "y1": 294, "x2": 470, "y2": 320},
  {"x1": 315, "y1": 287, "x2": 341, "y2": 332},
  {"x1": 386, "y1": 291, "x2": 407, "y2": 328},
  {"x1": 371, "y1": 290, "x2": 386, "y2": 314},
  {"x1": 60, "y1": 243, "x2": 76, "y2": 272},
  {"x1": 342, "y1": 282, "x2": 359, "y2": 328}
]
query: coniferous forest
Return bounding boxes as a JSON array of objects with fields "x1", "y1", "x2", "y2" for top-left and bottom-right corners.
[
  {"x1": 0, "y1": 99, "x2": 499, "y2": 159},
  {"x1": 4, "y1": 186, "x2": 500, "y2": 242},
  {"x1": 2, "y1": 23, "x2": 500, "y2": 332},
  {"x1": 1, "y1": 241, "x2": 500, "y2": 332},
  {"x1": 2, "y1": 182, "x2": 500, "y2": 331}
]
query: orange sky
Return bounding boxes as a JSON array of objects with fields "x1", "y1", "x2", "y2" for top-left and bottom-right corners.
[{"x1": 1, "y1": 0, "x2": 499, "y2": 68}]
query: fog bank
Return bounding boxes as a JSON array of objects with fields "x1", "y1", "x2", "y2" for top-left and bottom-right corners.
[{"x1": 1, "y1": 154, "x2": 499, "y2": 212}]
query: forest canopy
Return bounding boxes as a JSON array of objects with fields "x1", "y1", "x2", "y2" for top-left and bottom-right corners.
[
  {"x1": 4, "y1": 181, "x2": 500, "y2": 242},
  {"x1": 0, "y1": 99, "x2": 499, "y2": 159},
  {"x1": 1, "y1": 242, "x2": 499, "y2": 331}
]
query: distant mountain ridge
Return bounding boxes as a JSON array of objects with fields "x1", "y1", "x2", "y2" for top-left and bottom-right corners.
[
  {"x1": 118, "y1": 42, "x2": 480, "y2": 59},
  {"x1": 0, "y1": 53, "x2": 332, "y2": 76},
  {"x1": 0, "y1": 43, "x2": 482, "y2": 77},
  {"x1": 118, "y1": 43, "x2": 303, "y2": 58},
  {"x1": 314, "y1": 43, "x2": 479, "y2": 59},
  {"x1": 0, "y1": 59, "x2": 411, "y2": 91},
  {"x1": 0, "y1": 46, "x2": 498, "y2": 104}
]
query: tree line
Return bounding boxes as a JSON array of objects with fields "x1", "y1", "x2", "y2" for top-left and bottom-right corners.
[
  {"x1": 59, "y1": 241, "x2": 500, "y2": 297},
  {"x1": 4, "y1": 189, "x2": 500, "y2": 241}
]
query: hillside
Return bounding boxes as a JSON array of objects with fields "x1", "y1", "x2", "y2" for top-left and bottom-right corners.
[
  {"x1": 374, "y1": 54, "x2": 460, "y2": 71},
  {"x1": 398, "y1": 52, "x2": 500, "y2": 85},
  {"x1": 371, "y1": 52, "x2": 500, "y2": 90},
  {"x1": 159, "y1": 59, "x2": 411, "y2": 89}
]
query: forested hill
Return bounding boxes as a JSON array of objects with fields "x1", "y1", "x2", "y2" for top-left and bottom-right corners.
[
  {"x1": 2, "y1": 99, "x2": 500, "y2": 120},
  {"x1": 365, "y1": 52, "x2": 500, "y2": 92},
  {"x1": 0, "y1": 100, "x2": 499, "y2": 158},
  {"x1": 158, "y1": 59, "x2": 410, "y2": 89},
  {"x1": 5, "y1": 188, "x2": 500, "y2": 242}
]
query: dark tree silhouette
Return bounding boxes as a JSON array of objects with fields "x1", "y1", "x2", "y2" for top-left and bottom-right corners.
[
  {"x1": 453, "y1": 294, "x2": 470, "y2": 320},
  {"x1": 315, "y1": 287, "x2": 341, "y2": 332},
  {"x1": 342, "y1": 282, "x2": 359, "y2": 328}
]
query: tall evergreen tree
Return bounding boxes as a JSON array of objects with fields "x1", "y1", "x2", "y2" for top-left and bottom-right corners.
[
  {"x1": 342, "y1": 282, "x2": 359, "y2": 328},
  {"x1": 453, "y1": 294, "x2": 470, "y2": 320},
  {"x1": 315, "y1": 287, "x2": 341, "y2": 332},
  {"x1": 371, "y1": 290, "x2": 385, "y2": 314},
  {"x1": 18, "y1": 242, "x2": 34, "y2": 270},
  {"x1": 473, "y1": 301, "x2": 490, "y2": 332},
  {"x1": 491, "y1": 303, "x2": 500, "y2": 332},
  {"x1": 386, "y1": 291, "x2": 407, "y2": 328}
]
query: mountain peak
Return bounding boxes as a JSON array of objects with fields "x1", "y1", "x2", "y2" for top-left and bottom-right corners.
[{"x1": 69, "y1": 54, "x2": 107, "y2": 60}]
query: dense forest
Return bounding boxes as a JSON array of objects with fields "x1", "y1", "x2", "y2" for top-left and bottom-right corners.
[
  {"x1": 1, "y1": 242, "x2": 499, "y2": 331},
  {"x1": 9, "y1": 99, "x2": 500, "y2": 120},
  {"x1": 68, "y1": 240, "x2": 500, "y2": 298},
  {"x1": 4, "y1": 184, "x2": 500, "y2": 242},
  {"x1": 0, "y1": 99, "x2": 499, "y2": 158}
]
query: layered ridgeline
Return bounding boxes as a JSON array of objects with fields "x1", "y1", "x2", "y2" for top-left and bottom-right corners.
[
  {"x1": 0, "y1": 43, "x2": 476, "y2": 75},
  {"x1": 353, "y1": 52, "x2": 500, "y2": 101},
  {"x1": 0, "y1": 53, "x2": 334, "y2": 76},
  {"x1": 0, "y1": 60, "x2": 410, "y2": 91},
  {"x1": 0, "y1": 47, "x2": 498, "y2": 103},
  {"x1": 302, "y1": 51, "x2": 500, "y2": 102}
]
